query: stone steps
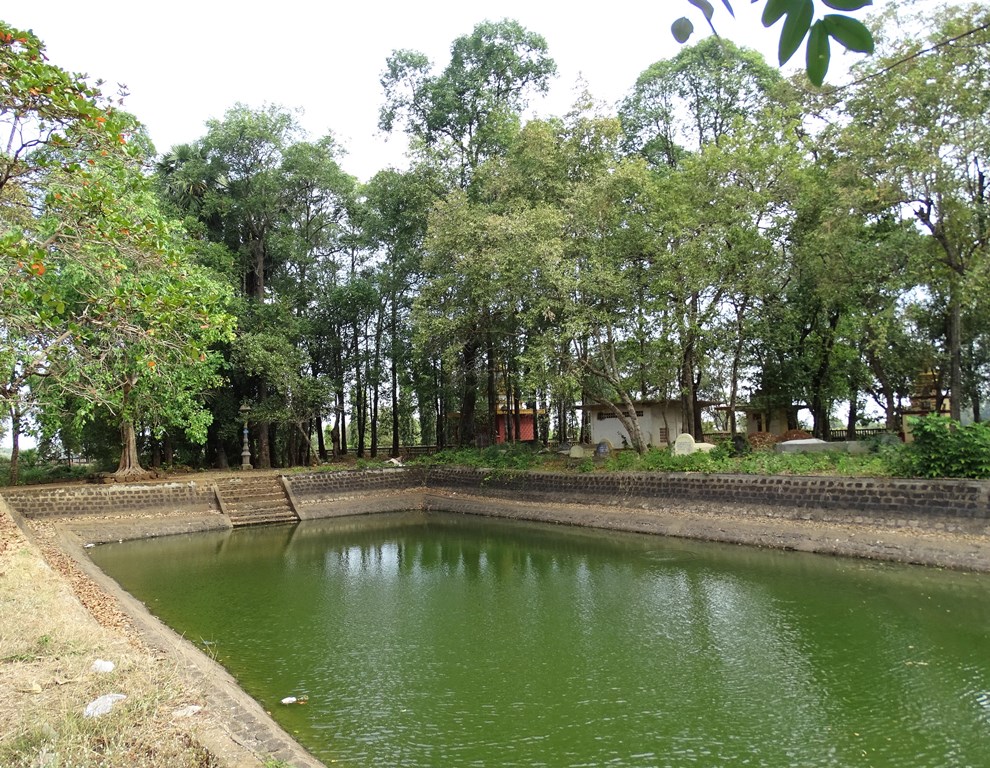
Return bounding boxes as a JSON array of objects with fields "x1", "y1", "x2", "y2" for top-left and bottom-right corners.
[{"x1": 215, "y1": 475, "x2": 298, "y2": 527}]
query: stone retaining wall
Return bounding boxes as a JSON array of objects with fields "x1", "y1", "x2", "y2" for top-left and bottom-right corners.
[
  {"x1": 2, "y1": 482, "x2": 220, "y2": 519},
  {"x1": 284, "y1": 468, "x2": 426, "y2": 520},
  {"x1": 3, "y1": 469, "x2": 988, "y2": 536},
  {"x1": 285, "y1": 467, "x2": 426, "y2": 501},
  {"x1": 423, "y1": 467, "x2": 990, "y2": 531}
]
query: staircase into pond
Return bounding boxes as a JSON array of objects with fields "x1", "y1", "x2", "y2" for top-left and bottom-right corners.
[{"x1": 214, "y1": 474, "x2": 299, "y2": 527}]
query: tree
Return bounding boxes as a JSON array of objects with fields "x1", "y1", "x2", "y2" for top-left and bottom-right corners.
[
  {"x1": 160, "y1": 105, "x2": 352, "y2": 468},
  {"x1": 1, "y1": 22, "x2": 236, "y2": 481},
  {"x1": 380, "y1": 19, "x2": 556, "y2": 188},
  {"x1": 619, "y1": 38, "x2": 789, "y2": 439},
  {"x1": 840, "y1": 3, "x2": 990, "y2": 421},
  {"x1": 620, "y1": 36, "x2": 780, "y2": 168},
  {"x1": 361, "y1": 167, "x2": 434, "y2": 454},
  {"x1": 381, "y1": 20, "x2": 557, "y2": 445}
]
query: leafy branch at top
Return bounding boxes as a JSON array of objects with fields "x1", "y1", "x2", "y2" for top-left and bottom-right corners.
[{"x1": 672, "y1": 0, "x2": 875, "y2": 86}]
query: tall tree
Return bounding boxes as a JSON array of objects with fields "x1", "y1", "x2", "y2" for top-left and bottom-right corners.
[
  {"x1": 1, "y1": 22, "x2": 236, "y2": 480},
  {"x1": 841, "y1": 3, "x2": 990, "y2": 421},
  {"x1": 361, "y1": 167, "x2": 434, "y2": 454},
  {"x1": 380, "y1": 19, "x2": 556, "y2": 188},
  {"x1": 380, "y1": 20, "x2": 556, "y2": 445}
]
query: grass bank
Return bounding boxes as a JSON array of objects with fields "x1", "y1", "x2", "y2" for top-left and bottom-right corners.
[{"x1": 0, "y1": 509, "x2": 217, "y2": 767}]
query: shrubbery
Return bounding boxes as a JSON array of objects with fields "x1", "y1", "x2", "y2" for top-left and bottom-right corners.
[
  {"x1": 417, "y1": 440, "x2": 896, "y2": 477},
  {"x1": 0, "y1": 450, "x2": 92, "y2": 486},
  {"x1": 896, "y1": 416, "x2": 990, "y2": 479},
  {"x1": 416, "y1": 444, "x2": 545, "y2": 471}
]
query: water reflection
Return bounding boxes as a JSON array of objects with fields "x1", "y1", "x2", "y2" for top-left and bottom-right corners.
[{"x1": 92, "y1": 512, "x2": 990, "y2": 768}]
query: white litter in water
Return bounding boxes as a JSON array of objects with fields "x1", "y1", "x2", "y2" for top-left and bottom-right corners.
[
  {"x1": 91, "y1": 659, "x2": 115, "y2": 673},
  {"x1": 84, "y1": 693, "x2": 126, "y2": 718}
]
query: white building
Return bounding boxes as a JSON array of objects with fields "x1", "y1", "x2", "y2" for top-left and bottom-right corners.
[{"x1": 582, "y1": 401, "x2": 685, "y2": 449}]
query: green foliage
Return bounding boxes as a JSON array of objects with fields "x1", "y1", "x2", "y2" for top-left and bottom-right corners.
[
  {"x1": 576, "y1": 458, "x2": 596, "y2": 473},
  {"x1": 603, "y1": 449, "x2": 642, "y2": 472},
  {"x1": 896, "y1": 416, "x2": 990, "y2": 480},
  {"x1": 380, "y1": 19, "x2": 556, "y2": 185},
  {"x1": 0, "y1": 454, "x2": 90, "y2": 486},
  {"x1": 419, "y1": 444, "x2": 898, "y2": 477},
  {"x1": 414, "y1": 444, "x2": 544, "y2": 471},
  {"x1": 1, "y1": 21, "x2": 237, "y2": 476},
  {"x1": 672, "y1": 0, "x2": 874, "y2": 85}
]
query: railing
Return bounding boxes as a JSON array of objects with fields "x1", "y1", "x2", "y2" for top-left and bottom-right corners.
[
  {"x1": 398, "y1": 445, "x2": 440, "y2": 457},
  {"x1": 826, "y1": 428, "x2": 892, "y2": 442}
]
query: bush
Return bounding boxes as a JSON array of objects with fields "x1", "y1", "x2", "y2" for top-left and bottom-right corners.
[
  {"x1": 897, "y1": 416, "x2": 990, "y2": 479},
  {"x1": 414, "y1": 444, "x2": 543, "y2": 471},
  {"x1": 0, "y1": 456, "x2": 91, "y2": 486},
  {"x1": 603, "y1": 449, "x2": 642, "y2": 471}
]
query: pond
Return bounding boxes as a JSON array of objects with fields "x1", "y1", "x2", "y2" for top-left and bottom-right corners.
[{"x1": 90, "y1": 511, "x2": 990, "y2": 768}]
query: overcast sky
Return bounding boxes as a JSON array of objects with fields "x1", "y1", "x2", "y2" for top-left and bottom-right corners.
[{"x1": 2, "y1": 0, "x2": 888, "y2": 183}]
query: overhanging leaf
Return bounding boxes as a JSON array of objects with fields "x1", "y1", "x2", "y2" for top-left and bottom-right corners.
[
  {"x1": 821, "y1": 0, "x2": 872, "y2": 10},
  {"x1": 762, "y1": 0, "x2": 792, "y2": 28},
  {"x1": 688, "y1": 0, "x2": 715, "y2": 22},
  {"x1": 806, "y1": 19, "x2": 831, "y2": 86},
  {"x1": 672, "y1": 17, "x2": 695, "y2": 44},
  {"x1": 823, "y1": 14, "x2": 875, "y2": 53},
  {"x1": 721, "y1": 0, "x2": 735, "y2": 16},
  {"x1": 778, "y1": 0, "x2": 814, "y2": 65}
]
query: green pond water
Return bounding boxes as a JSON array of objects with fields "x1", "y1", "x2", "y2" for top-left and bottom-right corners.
[{"x1": 90, "y1": 511, "x2": 990, "y2": 768}]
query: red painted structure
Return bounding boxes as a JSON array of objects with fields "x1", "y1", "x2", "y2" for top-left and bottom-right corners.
[{"x1": 493, "y1": 408, "x2": 538, "y2": 444}]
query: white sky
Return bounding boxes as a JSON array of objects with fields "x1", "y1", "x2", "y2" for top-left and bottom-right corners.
[{"x1": 2, "y1": 0, "x2": 886, "y2": 183}]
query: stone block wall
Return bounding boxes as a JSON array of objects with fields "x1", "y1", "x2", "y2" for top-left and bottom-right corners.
[
  {"x1": 422, "y1": 467, "x2": 990, "y2": 528},
  {"x1": 285, "y1": 468, "x2": 426, "y2": 500},
  {"x1": 2, "y1": 482, "x2": 219, "y2": 519},
  {"x1": 3, "y1": 468, "x2": 988, "y2": 536}
]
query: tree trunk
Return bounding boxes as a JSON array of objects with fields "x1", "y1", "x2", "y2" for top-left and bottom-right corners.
[
  {"x1": 370, "y1": 380, "x2": 380, "y2": 459},
  {"x1": 883, "y1": 391, "x2": 899, "y2": 433},
  {"x1": 8, "y1": 403, "x2": 20, "y2": 486},
  {"x1": 692, "y1": 369, "x2": 704, "y2": 440},
  {"x1": 948, "y1": 279, "x2": 962, "y2": 421},
  {"x1": 486, "y1": 334, "x2": 497, "y2": 447},
  {"x1": 680, "y1": 341, "x2": 695, "y2": 440},
  {"x1": 846, "y1": 385, "x2": 858, "y2": 440},
  {"x1": 810, "y1": 311, "x2": 840, "y2": 440},
  {"x1": 390, "y1": 355, "x2": 400, "y2": 458},
  {"x1": 458, "y1": 339, "x2": 480, "y2": 446},
  {"x1": 316, "y1": 415, "x2": 327, "y2": 462},
  {"x1": 513, "y1": 383, "x2": 522, "y2": 444},
  {"x1": 115, "y1": 420, "x2": 152, "y2": 479},
  {"x1": 337, "y1": 389, "x2": 347, "y2": 455},
  {"x1": 257, "y1": 420, "x2": 271, "y2": 469},
  {"x1": 728, "y1": 301, "x2": 747, "y2": 435}
]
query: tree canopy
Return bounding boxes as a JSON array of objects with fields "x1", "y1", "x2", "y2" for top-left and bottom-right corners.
[{"x1": 3, "y1": 5, "x2": 990, "y2": 479}]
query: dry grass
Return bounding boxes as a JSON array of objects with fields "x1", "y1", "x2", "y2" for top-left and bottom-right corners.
[{"x1": 0, "y1": 512, "x2": 218, "y2": 768}]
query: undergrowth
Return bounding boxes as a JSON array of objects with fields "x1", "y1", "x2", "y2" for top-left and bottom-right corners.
[{"x1": 413, "y1": 441, "x2": 899, "y2": 477}]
